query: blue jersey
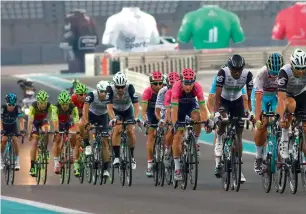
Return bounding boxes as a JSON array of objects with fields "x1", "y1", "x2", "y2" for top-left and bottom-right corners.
[
  {"x1": 1, "y1": 105, "x2": 23, "y2": 125},
  {"x1": 209, "y1": 76, "x2": 246, "y2": 95}
]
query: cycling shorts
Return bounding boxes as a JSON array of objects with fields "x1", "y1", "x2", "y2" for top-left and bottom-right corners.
[
  {"x1": 146, "y1": 107, "x2": 158, "y2": 128},
  {"x1": 290, "y1": 91, "x2": 306, "y2": 115},
  {"x1": 89, "y1": 111, "x2": 109, "y2": 132},
  {"x1": 2, "y1": 123, "x2": 18, "y2": 135},
  {"x1": 59, "y1": 121, "x2": 74, "y2": 132},
  {"x1": 32, "y1": 119, "x2": 49, "y2": 133},
  {"x1": 251, "y1": 88, "x2": 278, "y2": 113},
  {"x1": 113, "y1": 106, "x2": 134, "y2": 122},
  {"x1": 177, "y1": 100, "x2": 199, "y2": 122}
]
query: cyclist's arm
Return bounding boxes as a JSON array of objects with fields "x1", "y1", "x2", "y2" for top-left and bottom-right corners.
[
  {"x1": 246, "y1": 71, "x2": 254, "y2": 112},
  {"x1": 194, "y1": 82, "x2": 209, "y2": 121},
  {"x1": 215, "y1": 69, "x2": 225, "y2": 112},
  {"x1": 27, "y1": 106, "x2": 35, "y2": 133},
  {"x1": 51, "y1": 105, "x2": 59, "y2": 132},
  {"x1": 207, "y1": 76, "x2": 217, "y2": 113},
  {"x1": 171, "y1": 82, "x2": 180, "y2": 124},
  {"x1": 128, "y1": 84, "x2": 139, "y2": 119},
  {"x1": 17, "y1": 105, "x2": 25, "y2": 131},
  {"x1": 254, "y1": 72, "x2": 264, "y2": 120},
  {"x1": 164, "y1": 90, "x2": 171, "y2": 123},
  {"x1": 1, "y1": 107, "x2": 4, "y2": 131},
  {"x1": 141, "y1": 88, "x2": 150, "y2": 121},
  {"x1": 83, "y1": 92, "x2": 94, "y2": 123},
  {"x1": 277, "y1": 70, "x2": 289, "y2": 121},
  {"x1": 71, "y1": 106, "x2": 80, "y2": 131},
  {"x1": 106, "y1": 86, "x2": 115, "y2": 120}
]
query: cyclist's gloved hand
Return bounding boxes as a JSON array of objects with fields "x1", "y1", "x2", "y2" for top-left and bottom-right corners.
[
  {"x1": 109, "y1": 119, "x2": 117, "y2": 127},
  {"x1": 20, "y1": 130, "x2": 26, "y2": 136},
  {"x1": 158, "y1": 119, "x2": 165, "y2": 127},
  {"x1": 206, "y1": 119, "x2": 215, "y2": 130},
  {"x1": 1, "y1": 130, "x2": 5, "y2": 136},
  {"x1": 256, "y1": 120, "x2": 263, "y2": 129}
]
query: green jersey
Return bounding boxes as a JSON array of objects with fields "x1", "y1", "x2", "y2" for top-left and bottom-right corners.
[{"x1": 177, "y1": 6, "x2": 245, "y2": 49}]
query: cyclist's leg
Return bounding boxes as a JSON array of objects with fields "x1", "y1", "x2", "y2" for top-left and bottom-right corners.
[
  {"x1": 12, "y1": 134, "x2": 20, "y2": 170},
  {"x1": 293, "y1": 91, "x2": 306, "y2": 155},
  {"x1": 214, "y1": 98, "x2": 228, "y2": 176},
  {"x1": 69, "y1": 123, "x2": 81, "y2": 176},
  {"x1": 52, "y1": 123, "x2": 65, "y2": 173},
  {"x1": 99, "y1": 113, "x2": 110, "y2": 177},
  {"x1": 125, "y1": 106, "x2": 137, "y2": 169},
  {"x1": 29, "y1": 121, "x2": 42, "y2": 176},
  {"x1": 146, "y1": 108, "x2": 158, "y2": 176},
  {"x1": 1, "y1": 127, "x2": 9, "y2": 169},
  {"x1": 112, "y1": 109, "x2": 123, "y2": 165},
  {"x1": 279, "y1": 95, "x2": 296, "y2": 159},
  {"x1": 190, "y1": 100, "x2": 201, "y2": 156},
  {"x1": 172, "y1": 104, "x2": 187, "y2": 180},
  {"x1": 229, "y1": 96, "x2": 246, "y2": 182}
]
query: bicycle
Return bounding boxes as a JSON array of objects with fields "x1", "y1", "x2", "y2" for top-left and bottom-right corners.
[
  {"x1": 173, "y1": 119, "x2": 208, "y2": 190},
  {"x1": 287, "y1": 111, "x2": 306, "y2": 194},
  {"x1": 1, "y1": 133, "x2": 24, "y2": 185},
  {"x1": 114, "y1": 119, "x2": 138, "y2": 187},
  {"x1": 217, "y1": 116, "x2": 249, "y2": 192},
  {"x1": 56, "y1": 130, "x2": 79, "y2": 184},
  {"x1": 33, "y1": 131, "x2": 52, "y2": 185},
  {"x1": 260, "y1": 109, "x2": 281, "y2": 193},
  {"x1": 89, "y1": 123, "x2": 111, "y2": 185}
]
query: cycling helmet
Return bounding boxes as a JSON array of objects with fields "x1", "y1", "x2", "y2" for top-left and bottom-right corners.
[
  {"x1": 58, "y1": 90, "x2": 71, "y2": 104},
  {"x1": 149, "y1": 71, "x2": 163, "y2": 82},
  {"x1": 228, "y1": 54, "x2": 245, "y2": 70},
  {"x1": 266, "y1": 53, "x2": 284, "y2": 76},
  {"x1": 168, "y1": 72, "x2": 180, "y2": 86},
  {"x1": 5, "y1": 93, "x2": 17, "y2": 105},
  {"x1": 113, "y1": 72, "x2": 127, "y2": 86},
  {"x1": 97, "y1": 80, "x2": 109, "y2": 91},
  {"x1": 181, "y1": 68, "x2": 196, "y2": 82},
  {"x1": 290, "y1": 48, "x2": 306, "y2": 70},
  {"x1": 36, "y1": 90, "x2": 49, "y2": 102},
  {"x1": 72, "y1": 78, "x2": 79, "y2": 86},
  {"x1": 75, "y1": 83, "x2": 88, "y2": 94}
]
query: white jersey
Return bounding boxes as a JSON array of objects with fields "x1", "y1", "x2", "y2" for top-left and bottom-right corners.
[
  {"x1": 278, "y1": 64, "x2": 306, "y2": 96},
  {"x1": 155, "y1": 86, "x2": 168, "y2": 110},
  {"x1": 216, "y1": 66, "x2": 253, "y2": 101},
  {"x1": 254, "y1": 66, "x2": 278, "y2": 96},
  {"x1": 102, "y1": 7, "x2": 160, "y2": 52},
  {"x1": 86, "y1": 91, "x2": 108, "y2": 116}
]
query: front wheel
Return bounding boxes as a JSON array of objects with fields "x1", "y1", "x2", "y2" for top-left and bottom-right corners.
[
  {"x1": 232, "y1": 139, "x2": 241, "y2": 192},
  {"x1": 188, "y1": 136, "x2": 198, "y2": 190},
  {"x1": 262, "y1": 154, "x2": 272, "y2": 193}
]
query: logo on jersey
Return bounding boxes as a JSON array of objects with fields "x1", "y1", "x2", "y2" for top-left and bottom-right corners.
[
  {"x1": 248, "y1": 80, "x2": 254, "y2": 86},
  {"x1": 216, "y1": 76, "x2": 224, "y2": 83},
  {"x1": 85, "y1": 96, "x2": 91, "y2": 102},
  {"x1": 133, "y1": 93, "x2": 138, "y2": 98},
  {"x1": 278, "y1": 77, "x2": 287, "y2": 86}
]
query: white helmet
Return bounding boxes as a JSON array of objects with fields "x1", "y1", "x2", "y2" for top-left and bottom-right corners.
[
  {"x1": 290, "y1": 48, "x2": 306, "y2": 69},
  {"x1": 96, "y1": 80, "x2": 109, "y2": 91},
  {"x1": 113, "y1": 72, "x2": 127, "y2": 86}
]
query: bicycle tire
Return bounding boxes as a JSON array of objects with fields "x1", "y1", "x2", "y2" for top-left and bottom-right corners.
[
  {"x1": 109, "y1": 145, "x2": 115, "y2": 184},
  {"x1": 41, "y1": 151, "x2": 48, "y2": 185},
  {"x1": 153, "y1": 138, "x2": 159, "y2": 187},
  {"x1": 9, "y1": 143, "x2": 15, "y2": 185},
  {"x1": 4, "y1": 150, "x2": 10, "y2": 185},
  {"x1": 79, "y1": 151, "x2": 85, "y2": 184},
  {"x1": 86, "y1": 155, "x2": 93, "y2": 184},
  {"x1": 119, "y1": 144, "x2": 126, "y2": 186},
  {"x1": 181, "y1": 153, "x2": 188, "y2": 190},
  {"x1": 100, "y1": 143, "x2": 105, "y2": 185},
  {"x1": 301, "y1": 144, "x2": 306, "y2": 191},
  {"x1": 262, "y1": 154, "x2": 272, "y2": 193},
  {"x1": 165, "y1": 149, "x2": 173, "y2": 186},
  {"x1": 159, "y1": 141, "x2": 165, "y2": 187},
  {"x1": 189, "y1": 135, "x2": 198, "y2": 190},
  {"x1": 172, "y1": 160, "x2": 178, "y2": 188},
  {"x1": 60, "y1": 148, "x2": 65, "y2": 184},
  {"x1": 277, "y1": 158, "x2": 287, "y2": 194},
  {"x1": 232, "y1": 137, "x2": 241, "y2": 192},
  {"x1": 288, "y1": 160, "x2": 298, "y2": 194},
  {"x1": 126, "y1": 144, "x2": 132, "y2": 187},
  {"x1": 65, "y1": 144, "x2": 71, "y2": 184},
  {"x1": 36, "y1": 154, "x2": 41, "y2": 185},
  {"x1": 92, "y1": 145, "x2": 99, "y2": 185}
]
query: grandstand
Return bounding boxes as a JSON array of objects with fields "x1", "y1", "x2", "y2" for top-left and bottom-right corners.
[{"x1": 0, "y1": 1, "x2": 294, "y2": 65}]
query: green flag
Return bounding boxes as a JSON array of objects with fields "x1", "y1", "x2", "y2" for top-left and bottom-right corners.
[{"x1": 177, "y1": 6, "x2": 245, "y2": 49}]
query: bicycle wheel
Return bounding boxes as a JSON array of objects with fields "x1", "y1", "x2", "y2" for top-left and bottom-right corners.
[
  {"x1": 153, "y1": 138, "x2": 160, "y2": 187},
  {"x1": 172, "y1": 159, "x2": 178, "y2": 188},
  {"x1": 125, "y1": 144, "x2": 132, "y2": 187},
  {"x1": 85, "y1": 155, "x2": 93, "y2": 184},
  {"x1": 159, "y1": 142, "x2": 165, "y2": 187},
  {"x1": 9, "y1": 144, "x2": 15, "y2": 185},
  {"x1": 109, "y1": 145, "x2": 115, "y2": 184},
  {"x1": 232, "y1": 138, "x2": 241, "y2": 192},
  {"x1": 262, "y1": 153, "x2": 272, "y2": 193},
  {"x1": 99, "y1": 144, "x2": 105, "y2": 186},
  {"x1": 188, "y1": 135, "x2": 198, "y2": 190},
  {"x1": 92, "y1": 144, "x2": 99, "y2": 185},
  {"x1": 79, "y1": 151, "x2": 85, "y2": 184},
  {"x1": 119, "y1": 144, "x2": 126, "y2": 186},
  {"x1": 36, "y1": 153, "x2": 41, "y2": 185},
  {"x1": 277, "y1": 154, "x2": 287, "y2": 194},
  {"x1": 4, "y1": 152, "x2": 10, "y2": 185},
  {"x1": 181, "y1": 153, "x2": 188, "y2": 190},
  {"x1": 166, "y1": 150, "x2": 173, "y2": 186},
  {"x1": 60, "y1": 149, "x2": 65, "y2": 184},
  {"x1": 41, "y1": 150, "x2": 48, "y2": 185},
  {"x1": 65, "y1": 144, "x2": 71, "y2": 184}
]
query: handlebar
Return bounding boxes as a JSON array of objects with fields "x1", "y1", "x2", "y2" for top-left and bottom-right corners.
[
  {"x1": 220, "y1": 117, "x2": 249, "y2": 122},
  {"x1": 176, "y1": 120, "x2": 210, "y2": 125},
  {"x1": 115, "y1": 120, "x2": 137, "y2": 126}
]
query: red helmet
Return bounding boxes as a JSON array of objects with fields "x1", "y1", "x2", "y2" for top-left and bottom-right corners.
[
  {"x1": 182, "y1": 68, "x2": 195, "y2": 82},
  {"x1": 149, "y1": 71, "x2": 163, "y2": 82},
  {"x1": 168, "y1": 72, "x2": 180, "y2": 86}
]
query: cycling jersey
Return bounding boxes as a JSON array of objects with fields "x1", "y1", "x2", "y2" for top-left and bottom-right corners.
[
  {"x1": 164, "y1": 89, "x2": 172, "y2": 108},
  {"x1": 106, "y1": 84, "x2": 138, "y2": 111},
  {"x1": 71, "y1": 94, "x2": 85, "y2": 117},
  {"x1": 278, "y1": 64, "x2": 306, "y2": 97},
  {"x1": 171, "y1": 81, "x2": 205, "y2": 106},
  {"x1": 155, "y1": 86, "x2": 168, "y2": 110},
  {"x1": 1, "y1": 105, "x2": 23, "y2": 125},
  {"x1": 28, "y1": 102, "x2": 53, "y2": 121},
  {"x1": 209, "y1": 75, "x2": 246, "y2": 95},
  {"x1": 254, "y1": 66, "x2": 278, "y2": 96},
  {"x1": 216, "y1": 67, "x2": 253, "y2": 101},
  {"x1": 51, "y1": 103, "x2": 79, "y2": 124},
  {"x1": 142, "y1": 87, "x2": 158, "y2": 108},
  {"x1": 85, "y1": 91, "x2": 108, "y2": 116}
]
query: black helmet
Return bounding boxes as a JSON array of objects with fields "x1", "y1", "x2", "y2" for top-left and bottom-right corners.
[{"x1": 227, "y1": 54, "x2": 245, "y2": 70}]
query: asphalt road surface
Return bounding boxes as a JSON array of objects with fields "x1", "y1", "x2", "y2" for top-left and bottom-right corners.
[{"x1": 1, "y1": 74, "x2": 306, "y2": 214}]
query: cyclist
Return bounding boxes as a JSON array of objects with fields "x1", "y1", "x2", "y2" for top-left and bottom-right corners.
[
  {"x1": 67, "y1": 78, "x2": 80, "y2": 95},
  {"x1": 142, "y1": 71, "x2": 164, "y2": 177},
  {"x1": 278, "y1": 48, "x2": 306, "y2": 160},
  {"x1": 106, "y1": 71, "x2": 140, "y2": 170},
  {"x1": 160, "y1": 72, "x2": 181, "y2": 167},
  {"x1": 27, "y1": 90, "x2": 54, "y2": 177},
  {"x1": 162, "y1": 74, "x2": 168, "y2": 87},
  {"x1": 1, "y1": 93, "x2": 25, "y2": 170},
  {"x1": 83, "y1": 80, "x2": 110, "y2": 178},
  {"x1": 71, "y1": 83, "x2": 88, "y2": 165},
  {"x1": 52, "y1": 91, "x2": 80, "y2": 175},
  {"x1": 214, "y1": 54, "x2": 253, "y2": 183},
  {"x1": 253, "y1": 53, "x2": 284, "y2": 174},
  {"x1": 171, "y1": 68, "x2": 213, "y2": 181}
]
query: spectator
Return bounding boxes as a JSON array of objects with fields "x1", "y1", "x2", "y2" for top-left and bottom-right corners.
[
  {"x1": 272, "y1": 2, "x2": 306, "y2": 46},
  {"x1": 177, "y1": 5, "x2": 245, "y2": 49}
]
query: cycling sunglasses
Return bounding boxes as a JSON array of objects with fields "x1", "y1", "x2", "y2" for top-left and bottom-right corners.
[
  {"x1": 7, "y1": 103, "x2": 16, "y2": 107},
  {"x1": 98, "y1": 90, "x2": 107, "y2": 93},
  {"x1": 182, "y1": 80, "x2": 195, "y2": 85},
  {"x1": 77, "y1": 93, "x2": 86, "y2": 96},
  {"x1": 115, "y1": 85, "x2": 125, "y2": 89},
  {"x1": 151, "y1": 82, "x2": 163, "y2": 86}
]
